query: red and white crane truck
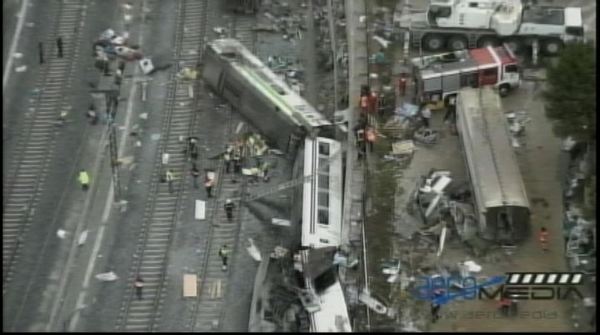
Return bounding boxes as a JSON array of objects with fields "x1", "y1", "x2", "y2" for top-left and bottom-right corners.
[
  {"x1": 394, "y1": 0, "x2": 584, "y2": 55},
  {"x1": 411, "y1": 44, "x2": 520, "y2": 105}
]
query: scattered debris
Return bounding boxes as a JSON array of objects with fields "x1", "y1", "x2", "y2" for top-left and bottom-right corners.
[
  {"x1": 213, "y1": 27, "x2": 228, "y2": 35},
  {"x1": 57, "y1": 229, "x2": 68, "y2": 239},
  {"x1": 177, "y1": 67, "x2": 197, "y2": 80},
  {"x1": 373, "y1": 35, "x2": 391, "y2": 49},
  {"x1": 391, "y1": 140, "x2": 415, "y2": 155},
  {"x1": 271, "y1": 218, "x2": 291, "y2": 227},
  {"x1": 463, "y1": 260, "x2": 482, "y2": 272},
  {"x1": 139, "y1": 58, "x2": 154, "y2": 75},
  {"x1": 271, "y1": 246, "x2": 288, "y2": 259},
  {"x1": 381, "y1": 259, "x2": 401, "y2": 275},
  {"x1": 78, "y1": 230, "x2": 88, "y2": 246},
  {"x1": 247, "y1": 238, "x2": 262, "y2": 261},
  {"x1": 358, "y1": 291, "x2": 387, "y2": 315},
  {"x1": 413, "y1": 128, "x2": 438, "y2": 145},
  {"x1": 95, "y1": 271, "x2": 118, "y2": 281}
]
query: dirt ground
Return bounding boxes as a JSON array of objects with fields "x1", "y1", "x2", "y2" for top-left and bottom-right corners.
[{"x1": 364, "y1": 45, "x2": 581, "y2": 331}]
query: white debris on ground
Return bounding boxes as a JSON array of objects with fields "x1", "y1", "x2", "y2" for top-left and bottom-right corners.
[
  {"x1": 246, "y1": 238, "x2": 262, "y2": 262},
  {"x1": 56, "y1": 229, "x2": 68, "y2": 239},
  {"x1": 78, "y1": 230, "x2": 88, "y2": 246},
  {"x1": 95, "y1": 271, "x2": 118, "y2": 282}
]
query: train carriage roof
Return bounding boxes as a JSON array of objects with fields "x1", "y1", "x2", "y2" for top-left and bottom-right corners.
[
  {"x1": 207, "y1": 39, "x2": 331, "y2": 129},
  {"x1": 457, "y1": 87, "x2": 529, "y2": 210}
]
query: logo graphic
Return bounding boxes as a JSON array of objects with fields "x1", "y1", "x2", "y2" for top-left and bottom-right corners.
[{"x1": 412, "y1": 272, "x2": 585, "y2": 305}]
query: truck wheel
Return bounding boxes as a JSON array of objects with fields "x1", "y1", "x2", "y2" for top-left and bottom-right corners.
[
  {"x1": 477, "y1": 37, "x2": 500, "y2": 48},
  {"x1": 541, "y1": 39, "x2": 563, "y2": 56},
  {"x1": 504, "y1": 39, "x2": 522, "y2": 54},
  {"x1": 498, "y1": 84, "x2": 510, "y2": 97},
  {"x1": 447, "y1": 36, "x2": 468, "y2": 50},
  {"x1": 423, "y1": 34, "x2": 445, "y2": 51}
]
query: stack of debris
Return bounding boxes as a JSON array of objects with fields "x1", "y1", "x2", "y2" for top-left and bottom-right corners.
[
  {"x1": 409, "y1": 170, "x2": 483, "y2": 251},
  {"x1": 93, "y1": 29, "x2": 142, "y2": 64}
]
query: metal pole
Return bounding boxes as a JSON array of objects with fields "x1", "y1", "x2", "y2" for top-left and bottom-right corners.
[
  {"x1": 105, "y1": 90, "x2": 121, "y2": 203},
  {"x1": 109, "y1": 122, "x2": 121, "y2": 203},
  {"x1": 141, "y1": 81, "x2": 148, "y2": 101},
  {"x1": 327, "y1": 0, "x2": 339, "y2": 111},
  {"x1": 364, "y1": 0, "x2": 370, "y2": 89}
]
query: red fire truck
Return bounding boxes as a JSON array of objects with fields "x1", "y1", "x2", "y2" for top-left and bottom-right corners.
[{"x1": 411, "y1": 44, "x2": 520, "y2": 106}]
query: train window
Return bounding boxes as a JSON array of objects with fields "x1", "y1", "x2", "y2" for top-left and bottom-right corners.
[
  {"x1": 318, "y1": 209, "x2": 329, "y2": 225},
  {"x1": 318, "y1": 174, "x2": 329, "y2": 189},
  {"x1": 318, "y1": 158, "x2": 328, "y2": 171},
  {"x1": 318, "y1": 191, "x2": 329, "y2": 208},
  {"x1": 318, "y1": 142, "x2": 330, "y2": 155}
]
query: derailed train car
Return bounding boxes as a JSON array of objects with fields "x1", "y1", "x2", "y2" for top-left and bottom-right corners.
[
  {"x1": 202, "y1": 39, "x2": 334, "y2": 153},
  {"x1": 456, "y1": 87, "x2": 530, "y2": 243}
]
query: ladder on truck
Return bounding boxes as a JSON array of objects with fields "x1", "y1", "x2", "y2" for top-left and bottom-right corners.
[{"x1": 231, "y1": 145, "x2": 343, "y2": 203}]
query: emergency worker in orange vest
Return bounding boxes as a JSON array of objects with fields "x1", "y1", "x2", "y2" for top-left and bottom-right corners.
[
  {"x1": 398, "y1": 73, "x2": 407, "y2": 97},
  {"x1": 360, "y1": 95, "x2": 369, "y2": 114}
]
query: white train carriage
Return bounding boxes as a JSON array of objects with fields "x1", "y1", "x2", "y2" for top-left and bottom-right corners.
[
  {"x1": 308, "y1": 279, "x2": 352, "y2": 332},
  {"x1": 202, "y1": 39, "x2": 333, "y2": 152},
  {"x1": 301, "y1": 137, "x2": 343, "y2": 249},
  {"x1": 456, "y1": 87, "x2": 530, "y2": 243}
]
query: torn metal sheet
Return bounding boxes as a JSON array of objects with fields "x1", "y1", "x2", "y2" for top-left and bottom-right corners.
[
  {"x1": 358, "y1": 291, "x2": 387, "y2": 314},
  {"x1": 425, "y1": 193, "x2": 442, "y2": 218}
]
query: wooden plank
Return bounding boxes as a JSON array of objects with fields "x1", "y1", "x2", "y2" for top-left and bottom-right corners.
[{"x1": 183, "y1": 274, "x2": 198, "y2": 297}]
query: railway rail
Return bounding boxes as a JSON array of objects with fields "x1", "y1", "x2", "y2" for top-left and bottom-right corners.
[
  {"x1": 2, "y1": 0, "x2": 87, "y2": 295},
  {"x1": 115, "y1": 3, "x2": 259, "y2": 331},
  {"x1": 115, "y1": 0, "x2": 210, "y2": 331}
]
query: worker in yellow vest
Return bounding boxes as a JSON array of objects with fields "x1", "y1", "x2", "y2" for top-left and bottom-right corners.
[{"x1": 78, "y1": 169, "x2": 90, "y2": 190}]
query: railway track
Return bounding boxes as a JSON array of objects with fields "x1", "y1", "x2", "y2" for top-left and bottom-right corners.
[
  {"x1": 115, "y1": 0, "x2": 210, "y2": 331},
  {"x1": 2, "y1": 0, "x2": 87, "y2": 294},
  {"x1": 189, "y1": 14, "x2": 257, "y2": 332}
]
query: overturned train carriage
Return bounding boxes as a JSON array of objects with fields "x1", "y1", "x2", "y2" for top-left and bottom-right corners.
[
  {"x1": 456, "y1": 87, "x2": 530, "y2": 243},
  {"x1": 202, "y1": 39, "x2": 333, "y2": 153}
]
